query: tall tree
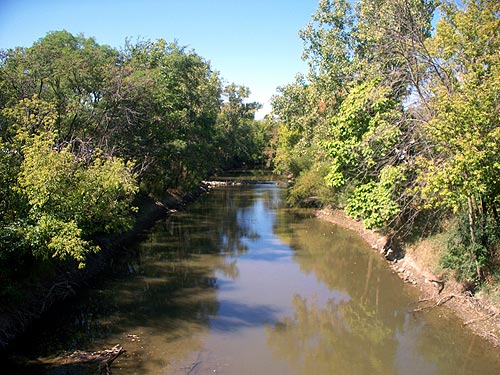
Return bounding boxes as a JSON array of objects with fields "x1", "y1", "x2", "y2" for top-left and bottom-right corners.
[
  {"x1": 216, "y1": 83, "x2": 263, "y2": 167},
  {"x1": 416, "y1": 0, "x2": 500, "y2": 282}
]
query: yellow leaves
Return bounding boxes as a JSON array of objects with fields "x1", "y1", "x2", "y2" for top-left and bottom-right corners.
[
  {"x1": 77, "y1": 155, "x2": 138, "y2": 233},
  {"x1": 1, "y1": 95, "x2": 58, "y2": 144},
  {"x1": 419, "y1": 0, "x2": 500, "y2": 212},
  {"x1": 18, "y1": 135, "x2": 138, "y2": 264},
  {"x1": 8, "y1": 96, "x2": 139, "y2": 266},
  {"x1": 29, "y1": 214, "x2": 99, "y2": 269},
  {"x1": 17, "y1": 132, "x2": 72, "y2": 210}
]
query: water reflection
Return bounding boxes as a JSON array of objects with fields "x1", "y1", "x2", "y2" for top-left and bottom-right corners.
[
  {"x1": 267, "y1": 218, "x2": 407, "y2": 374},
  {"x1": 267, "y1": 218, "x2": 500, "y2": 375},
  {"x1": 267, "y1": 294, "x2": 395, "y2": 374},
  {"x1": 5, "y1": 184, "x2": 500, "y2": 375},
  {"x1": 5, "y1": 187, "x2": 275, "y2": 374}
]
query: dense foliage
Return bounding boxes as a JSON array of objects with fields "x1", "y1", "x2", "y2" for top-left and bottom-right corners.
[
  {"x1": 271, "y1": 0, "x2": 500, "y2": 286},
  {"x1": 0, "y1": 31, "x2": 266, "y2": 292}
]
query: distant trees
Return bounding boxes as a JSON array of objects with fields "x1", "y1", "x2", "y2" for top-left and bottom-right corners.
[
  {"x1": 0, "y1": 31, "x2": 265, "y2": 287},
  {"x1": 217, "y1": 83, "x2": 265, "y2": 167},
  {"x1": 271, "y1": 0, "x2": 500, "y2": 285}
]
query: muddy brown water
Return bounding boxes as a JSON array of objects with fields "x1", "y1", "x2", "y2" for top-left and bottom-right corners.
[{"x1": 5, "y1": 183, "x2": 500, "y2": 374}]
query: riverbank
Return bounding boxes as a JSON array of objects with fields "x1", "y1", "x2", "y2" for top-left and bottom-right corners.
[
  {"x1": 315, "y1": 207, "x2": 500, "y2": 349},
  {"x1": 0, "y1": 185, "x2": 210, "y2": 352},
  {"x1": 0, "y1": 176, "x2": 272, "y2": 351}
]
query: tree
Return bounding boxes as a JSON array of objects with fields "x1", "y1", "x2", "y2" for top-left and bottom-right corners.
[
  {"x1": 415, "y1": 0, "x2": 500, "y2": 282},
  {"x1": 0, "y1": 29, "x2": 270, "y2": 285},
  {"x1": 2, "y1": 96, "x2": 137, "y2": 268},
  {"x1": 0, "y1": 31, "x2": 119, "y2": 156},
  {"x1": 216, "y1": 83, "x2": 263, "y2": 167},
  {"x1": 133, "y1": 41, "x2": 224, "y2": 191},
  {"x1": 300, "y1": 0, "x2": 356, "y2": 96},
  {"x1": 355, "y1": 0, "x2": 437, "y2": 100}
]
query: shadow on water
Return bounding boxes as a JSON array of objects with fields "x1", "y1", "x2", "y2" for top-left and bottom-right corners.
[
  {"x1": 4, "y1": 186, "x2": 274, "y2": 374},
  {"x1": 5, "y1": 183, "x2": 500, "y2": 375}
]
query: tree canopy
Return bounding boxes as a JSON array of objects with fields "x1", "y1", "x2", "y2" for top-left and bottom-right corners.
[
  {"x1": 271, "y1": 0, "x2": 500, "y2": 285},
  {"x1": 0, "y1": 31, "x2": 266, "y2": 289}
]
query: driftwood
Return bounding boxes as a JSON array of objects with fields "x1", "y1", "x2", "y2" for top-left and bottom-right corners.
[
  {"x1": 68, "y1": 344, "x2": 125, "y2": 375},
  {"x1": 463, "y1": 312, "x2": 499, "y2": 326},
  {"x1": 410, "y1": 294, "x2": 456, "y2": 313}
]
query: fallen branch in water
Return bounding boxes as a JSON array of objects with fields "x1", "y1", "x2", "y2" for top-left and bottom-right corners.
[
  {"x1": 186, "y1": 360, "x2": 201, "y2": 374},
  {"x1": 417, "y1": 297, "x2": 433, "y2": 303},
  {"x1": 185, "y1": 350, "x2": 203, "y2": 375},
  {"x1": 464, "y1": 312, "x2": 499, "y2": 326},
  {"x1": 68, "y1": 344, "x2": 125, "y2": 375},
  {"x1": 99, "y1": 344, "x2": 126, "y2": 375},
  {"x1": 410, "y1": 294, "x2": 456, "y2": 313}
]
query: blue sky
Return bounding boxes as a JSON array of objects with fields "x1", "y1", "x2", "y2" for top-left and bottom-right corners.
[{"x1": 0, "y1": 0, "x2": 319, "y2": 119}]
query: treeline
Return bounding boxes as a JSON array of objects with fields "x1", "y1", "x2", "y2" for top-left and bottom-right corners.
[
  {"x1": 270, "y1": 0, "x2": 500, "y2": 286},
  {"x1": 0, "y1": 31, "x2": 268, "y2": 293}
]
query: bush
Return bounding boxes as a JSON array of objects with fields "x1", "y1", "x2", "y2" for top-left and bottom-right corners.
[
  {"x1": 345, "y1": 166, "x2": 402, "y2": 229},
  {"x1": 441, "y1": 212, "x2": 500, "y2": 286},
  {"x1": 287, "y1": 163, "x2": 336, "y2": 206}
]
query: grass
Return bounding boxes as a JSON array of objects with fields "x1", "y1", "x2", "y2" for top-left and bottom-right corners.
[{"x1": 406, "y1": 231, "x2": 449, "y2": 277}]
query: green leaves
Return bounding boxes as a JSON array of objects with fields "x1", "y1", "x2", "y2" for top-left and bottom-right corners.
[
  {"x1": 279, "y1": 0, "x2": 500, "y2": 283},
  {"x1": 345, "y1": 166, "x2": 403, "y2": 229},
  {"x1": 3, "y1": 96, "x2": 138, "y2": 267},
  {"x1": 215, "y1": 83, "x2": 264, "y2": 168},
  {"x1": 76, "y1": 154, "x2": 138, "y2": 234},
  {"x1": 416, "y1": 0, "x2": 500, "y2": 213},
  {"x1": 25, "y1": 215, "x2": 96, "y2": 269},
  {"x1": 322, "y1": 79, "x2": 401, "y2": 189},
  {"x1": 0, "y1": 30, "x2": 268, "y2": 275}
]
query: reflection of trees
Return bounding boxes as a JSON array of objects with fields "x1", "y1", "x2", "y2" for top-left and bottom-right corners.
[
  {"x1": 273, "y1": 208, "x2": 313, "y2": 246},
  {"x1": 276, "y1": 217, "x2": 415, "y2": 310},
  {"x1": 161, "y1": 185, "x2": 284, "y2": 257},
  {"x1": 14, "y1": 186, "x2": 272, "y2": 374},
  {"x1": 156, "y1": 187, "x2": 262, "y2": 257},
  {"x1": 267, "y1": 294, "x2": 394, "y2": 374},
  {"x1": 269, "y1": 216, "x2": 418, "y2": 374},
  {"x1": 397, "y1": 308, "x2": 500, "y2": 375},
  {"x1": 111, "y1": 186, "x2": 271, "y2": 327},
  {"x1": 270, "y1": 215, "x2": 500, "y2": 374}
]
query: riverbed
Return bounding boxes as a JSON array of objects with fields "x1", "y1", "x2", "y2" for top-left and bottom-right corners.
[{"x1": 5, "y1": 183, "x2": 500, "y2": 374}]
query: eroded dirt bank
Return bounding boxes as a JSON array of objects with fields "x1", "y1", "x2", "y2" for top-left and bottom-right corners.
[{"x1": 315, "y1": 208, "x2": 500, "y2": 349}]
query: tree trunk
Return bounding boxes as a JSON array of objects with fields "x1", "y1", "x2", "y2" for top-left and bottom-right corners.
[
  {"x1": 468, "y1": 195, "x2": 476, "y2": 243},
  {"x1": 468, "y1": 195, "x2": 483, "y2": 282},
  {"x1": 492, "y1": 203, "x2": 499, "y2": 224}
]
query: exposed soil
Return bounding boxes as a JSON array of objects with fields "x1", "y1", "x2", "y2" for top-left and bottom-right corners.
[{"x1": 315, "y1": 208, "x2": 500, "y2": 349}]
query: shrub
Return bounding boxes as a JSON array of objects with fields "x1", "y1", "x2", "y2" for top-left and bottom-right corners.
[{"x1": 441, "y1": 212, "x2": 500, "y2": 286}]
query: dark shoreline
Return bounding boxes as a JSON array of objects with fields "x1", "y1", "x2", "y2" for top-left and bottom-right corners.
[{"x1": 0, "y1": 184, "x2": 210, "y2": 352}]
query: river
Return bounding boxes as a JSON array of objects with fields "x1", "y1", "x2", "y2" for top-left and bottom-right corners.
[{"x1": 5, "y1": 183, "x2": 500, "y2": 374}]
